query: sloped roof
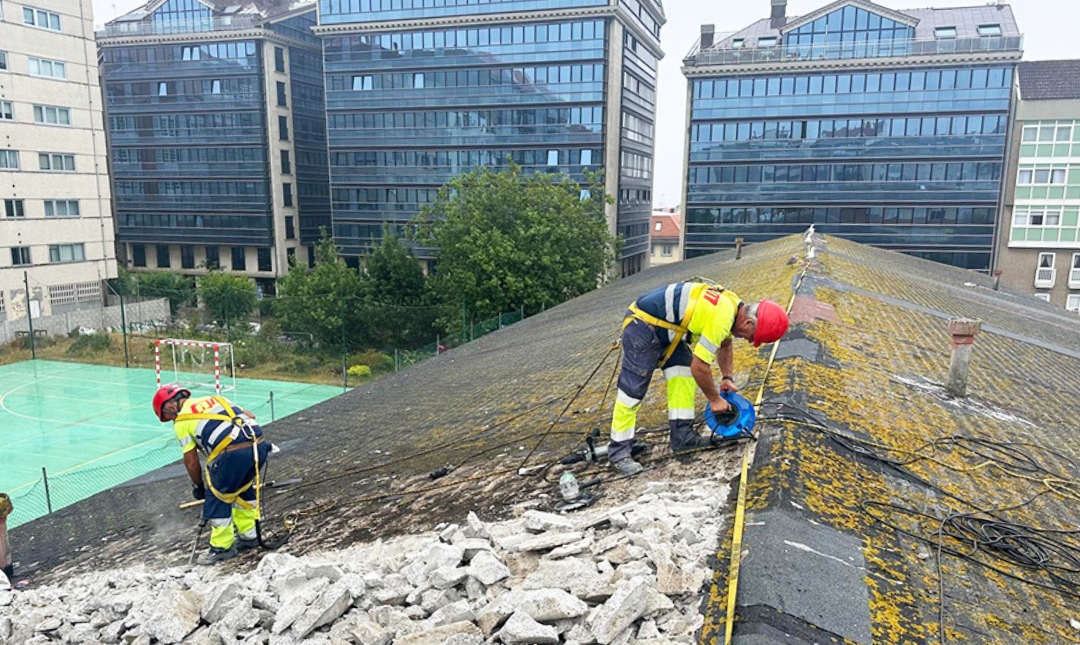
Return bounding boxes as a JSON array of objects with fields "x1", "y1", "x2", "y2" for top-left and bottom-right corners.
[
  {"x1": 1018, "y1": 59, "x2": 1080, "y2": 101},
  {"x1": 710, "y1": 1, "x2": 1019, "y2": 50},
  {"x1": 14, "y1": 234, "x2": 1080, "y2": 644},
  {"x1": 111, "y1": 0, "x2": 313, "y2": 24},
  {"x1": 651, "y1": 213, "x2": 681, "y2": 240}
]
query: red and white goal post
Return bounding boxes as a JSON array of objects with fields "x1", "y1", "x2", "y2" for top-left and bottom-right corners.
[{"x1": 154, "y1": 338, "x2": 236, "y2": 394}]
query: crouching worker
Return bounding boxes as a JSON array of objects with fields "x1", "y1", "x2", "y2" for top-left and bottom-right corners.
[
  {"x1": 152, "y1": 385, "x2": 271, "y2": 565},
  {"x1": 608, "y1": 281, "x2": 789, "y2": 475}
]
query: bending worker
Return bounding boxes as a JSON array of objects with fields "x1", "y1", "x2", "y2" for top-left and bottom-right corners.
[
  {"x1": 152, "y1": 385, "x2": 270, "y2": 565},
  {"x1": 609, "y1": 281, "x2": 789, "y2": 475}
]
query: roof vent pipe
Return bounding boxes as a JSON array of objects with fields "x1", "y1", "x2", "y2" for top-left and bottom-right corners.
[
  {"x1": 700, "y1": 24, "x2": 715, "y2": 50},
  {"x1": 945, "y1": 318, "x2": 982, "y2": 397}
]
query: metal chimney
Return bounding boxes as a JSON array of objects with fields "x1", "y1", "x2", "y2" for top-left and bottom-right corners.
[
  {"x1": 771, "y1": 0, "x2": 787, "y2": 28},
  {"x1": 700, "y1": 24, "x2": 715, "y2": 50}
]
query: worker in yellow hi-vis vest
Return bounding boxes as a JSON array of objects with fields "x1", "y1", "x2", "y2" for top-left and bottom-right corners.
[
  {"x1": 609, "y1": 281, "x2": 789, "y2": 476},
  {"x1": 152, "y1": 385, "x2": 270, "y2": 565}
]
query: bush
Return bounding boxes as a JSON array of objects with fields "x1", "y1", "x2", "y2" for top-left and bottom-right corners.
[
  {"x1": 348, "y1": 349, "x2": 394, "y2": 373},
  {"x1": 234, "y1": 334, "x2": 285, "y2": 368},
  {"x1": 67, "y1": 333, "x2": 113, "y2": 354},
  {"x1": 11, "y1": 334, "x2": 56, "y2": 351},
  {"x1": 346, "y1": 364, "x2": 372, "y2": 378}
]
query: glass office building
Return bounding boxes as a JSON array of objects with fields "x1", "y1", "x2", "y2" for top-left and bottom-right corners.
[
  {"x1": 99, "y1": 0, "x2": 330, "y2": 292},
  {"x1": 682, "y1": 0, "x2": 1022, "y2": 271},
  {"x1": 317, "y1": 0, "x2": 663, "y2": 276}
]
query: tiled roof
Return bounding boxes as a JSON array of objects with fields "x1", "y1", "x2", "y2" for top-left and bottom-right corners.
[
  {"x1": 651, "y1": 213, "x2": 681, "y2": 240},
  {"x1": 1018, "y1": 60, "x2": 1080, "y2": 101},
  {"x1": 16, "y1": 234, "x2": 1080, "y2": 645},
  {"x1": 710, "y1": 0, "x2": 1019, "y2": 50}
]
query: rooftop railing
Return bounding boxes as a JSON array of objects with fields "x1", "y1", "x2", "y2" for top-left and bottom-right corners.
[
  {"x1": 684, "y1": 34, "x2": 1023, "y2": 67},
  {"x1": 96, "y1": 15, "x2": 262, "y2": 38}
]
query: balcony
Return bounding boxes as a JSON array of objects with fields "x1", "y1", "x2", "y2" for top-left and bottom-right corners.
[
  {"x1": 1069, "y1": 266, "x2": 1080, "y2": 289},
  {"x1": 684, "y1": 35, "x2": 1024, "y2": 68},
  {"x1": 1034, "y1": 266, "x2": 1056, "y2": 289},
  {"x1": 96, "y1": 15, "x2": 262, "y2": 39}
]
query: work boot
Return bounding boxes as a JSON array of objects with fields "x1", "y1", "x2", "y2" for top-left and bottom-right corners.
[
  {"x1": 196, "y1": 545, "x2": 237, "y2": 566},
  {"x1": 670, "y1": 422, "x2": 715, "y2": 454},
  {"x1": 611, "y1": 458, "x2": 644, "y2": 476},
  {"x1": 235, "y1": 535, "x2": 259, "y2": 552}
]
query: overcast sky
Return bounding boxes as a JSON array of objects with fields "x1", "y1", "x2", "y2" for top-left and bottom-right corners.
[{"x1": 91, "y1": 0, "x2": 1080, "y2": 209}]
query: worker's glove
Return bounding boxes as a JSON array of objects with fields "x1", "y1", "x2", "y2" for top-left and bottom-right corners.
[{"x1": 192, "y1": 484, "x2": 206, "y2": 501}]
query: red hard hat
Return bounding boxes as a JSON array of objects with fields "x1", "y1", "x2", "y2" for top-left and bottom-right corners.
[
  {"x1": 753, "y1": 299, "x2": 789, "y2": 347},
  {"x1": 152, "y1": 385, "x2": 190, "y2": 422}
]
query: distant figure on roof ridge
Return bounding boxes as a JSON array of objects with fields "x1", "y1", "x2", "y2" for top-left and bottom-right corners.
[
  {"x1": 152, "y1": 385, "x2": 270, "y2": 565},
  {"x1": 608, "y1": 281, "x2": 789, "y2": 476}
]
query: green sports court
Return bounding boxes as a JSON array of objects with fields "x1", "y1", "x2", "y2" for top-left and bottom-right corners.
[{"x1": 0, "y1": 360, "x2": 343, "y2": 527}]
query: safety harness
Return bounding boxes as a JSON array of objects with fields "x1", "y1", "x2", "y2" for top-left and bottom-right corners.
[
  {"x1": 623, "y1": 282, "x2": 721, "y2": 366},
  {"x1": 175, "y1": 396, "x2": 263, "y2": 511}
]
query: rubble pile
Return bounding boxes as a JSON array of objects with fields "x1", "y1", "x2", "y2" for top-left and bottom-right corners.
[{"x1": 0, "y1": 476, "x2": 727, "y2": 645}]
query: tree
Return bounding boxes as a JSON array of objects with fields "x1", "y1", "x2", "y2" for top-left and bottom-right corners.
[
  {"x1": 197, "y1": 272, "x2": 258, "y2": 327},
  {"x1": 415, "y1": 164, "x2": 616, "y2": 325},
  {"x1": 136, "y1": 272, "x2": 194, "y2": 315},
  {"x1": 359, "y1": 228, "x2": 436, "y2": 349},
  {"x1": 274, "y1": 233, "x2": 368, "y2": 351}
]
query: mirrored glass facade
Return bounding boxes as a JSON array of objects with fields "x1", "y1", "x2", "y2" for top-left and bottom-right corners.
[{"x1": 684, "y1": 4, "x2": 1020, "y2": 271}]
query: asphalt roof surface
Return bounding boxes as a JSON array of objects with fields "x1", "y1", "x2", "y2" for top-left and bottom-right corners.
[{"x1": 13, "y1": 233, "x2": 1080, "y2": 645}]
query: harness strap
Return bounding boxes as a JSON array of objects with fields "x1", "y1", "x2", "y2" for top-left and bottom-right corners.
[
  {"x1": 176, "y1": 396, "x2": 262, "y2": 509},
  {"x1": 623, "y1": 284, "x2": 717, "y2": 366}
]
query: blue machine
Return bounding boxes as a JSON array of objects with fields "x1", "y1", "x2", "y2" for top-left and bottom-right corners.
[{"x1": 703, "y1": 391, "x2": 757, "y2": 440}]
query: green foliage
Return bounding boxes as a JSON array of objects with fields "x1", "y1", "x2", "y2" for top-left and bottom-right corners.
[
  {"x1": 136, "y1": 272, "x2": 194, "y2": 314},
  {"x1": 11, "y1": 334, "x2": 57, "y2": 351},
  {"x1": 67, "y1": 333, "x2": 113, "y2": 354},
  {"x1": 359, "y1": 228, "x2": 437, "y2": 349},
  {"x1": 348, "y1": 349, "x2": 394, "y2": 373},
  {"x1": 274, "y1": 232, "x2": 368, "y2": 351},
  {"x1": 197, "y1": 272, "x2": 258, "y2": 327},
  {"x1": 415, "y1": 164, "x2": 616, "y2": 326},
  {"x1": 107, "y1": 266, "x2": 136, "y2": 297},
  {"x1": 346, "y1": 364, "x2": 372, "y2": 378},
  {"x1": 234, "y1": 334, "x2": 285, "y2": 368}
]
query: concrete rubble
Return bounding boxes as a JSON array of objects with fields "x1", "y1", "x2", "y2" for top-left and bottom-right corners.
[{"x1": 0, "y1": 476, "x2": 725, "y2": 644}]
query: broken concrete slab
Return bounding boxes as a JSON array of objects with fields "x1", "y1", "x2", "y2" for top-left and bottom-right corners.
[
  {"x1": 587, "y1": 577, "x2": 650, "y2": 645},
  {"x1": 291, "y1": 581, "x2": 353, "y2": 639},
  {"x1": 517, "y1": 589, "x2": 589, "y2": 623},
  {"x1": 497, "y1": 611, "x2": 559, "y2": 644},
  {"x1": 465, "y1": 551, "x2": 510, "y2": 586},
  {"x1": 507, "y1": 532, "x2": 585, "y2": 554},
  {"x1": 144, "y1": 590, "x2": 202, "y2": 644},
  {"x1": 428, "y1": 599, "x2": 475, "y2": 627},
  {"x1": 393, "y1": 620, "x2": 482, "y2": 645},
  {"x1": 523, "y1": 511, "x2": 576, "y2": 533}
]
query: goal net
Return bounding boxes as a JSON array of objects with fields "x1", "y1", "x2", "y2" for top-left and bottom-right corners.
[{"x1": 155, "y1": 338, "x2": 236, "y2": 394}]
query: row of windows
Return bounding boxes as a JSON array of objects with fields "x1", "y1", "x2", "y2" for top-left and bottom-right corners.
[
  {"x1": 1021, "y1": 123, "x2": 1075, "y2": 143},
  {"x1": 102, "y1": 42, "x2": 258, "y2": 64},
  {"x1": 28, "y1": 57, "x2": 66, "y2": 80},
  {"x1": 331, "y1": 147, "x2": 597, "y2": 168},
  {"x1": 334, "y1": 63, "x2": 605, "y2": 92},
  {"x1": 787, "y1": 6, "x2": 911, "y2": 42},
  {"x1": 131, "y1": 244, "x2": 272, "y2": 272},
  {"x1": 687, "y1": 205, "x2": 996, "y2": 226},
  {"x1": 0, "y1": 151, "x2": 75, "y2": 171},
  {"x1": 327, "y1": 106, "x2": 603, "y2": 132},
  {"x1": 112, "y1": 147, "x2": 265, "y2": 165},
  {"x1": 1017, "y1": 167, "x2": 1069, "y2": 186},
  {"x1": 320, "y1": 0, "x2": 606, "y2": 20},
  {"x1": 693, "y1": 67, "x2": 1012, "y2": 100},
  {"x1": 622, "y1": 111, "x2": 654, "y2": 144},
  {"x1": 121, "y1": 214, "x2": 268, "y2": 230},
  {"x1": 151, "y1": 0, "x2": 209, "y2": 24},
  {"x1": 109, "y1": 112, "x2": 261, "y2": 133},
  {"x1": 624, "y1": 71, "x2": 656, "y2": 106},
  {"x1": 689, "y1": 161, "x2": 1003, "y2": 185},
  {"x1": 33, "y1": 105, "x2": 71, "y2": 126},
  {"x1": 333, "y1": 187, "x2": 438, "y2": 208},
  {"x1": 621, "y1": 150, "x2": 652, "y2": 179},
  {"x1": 23, "y1": 7, "x2": 61, "y2": 31},
  {"x1": 623, "y1": 31, "x2": 658, "y2": 71},
  {"x1": 114, "y1": 181, "x2": 264, "y2": 196},
  {"x1": 8, "y1": 244, "x2": 85, "y2": 267},
  {"x1": 691, "y1": 114, "x2": 1008, "y2": 143},
  {"x1": 620, "y1": 0, "x2": 661, "y2": 39},
  {"x1": 107, "y1": 77, "x2": 258, "y2": 99},
  {"x1": 326, "y1": 20, "x2": 605, "y2": 57},
  {"x1": 1014, "y1": 207, "x2": 1067, "y2": 227}
]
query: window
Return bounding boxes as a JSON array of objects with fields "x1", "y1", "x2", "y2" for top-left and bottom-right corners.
[
  {"x1": 158, "y1": 82, "x2": 169, "y2": 96},
  {"x1": 33, "y1": 105, "x2": 70, "y2": 125},
  {"x1": 935, "y1": 27, "x2": 957, "y2": 39},
  {"x1": 28, "y1": 57, "x2": 65, "y2": 80},
  {"x1": 274, "y1": 47, "x2": 285, "y2": 73},
  {"x1": 38, "y1": 153, "x2": 75, "y2": 171},
  {"x1": 232, "y1": 247, "x2": 246, "y2": 271},
  {"x1": 283, "y1": 183, "x2": 293, "y2": 207},
  {"x1": 1038, "y1": 253, "x2": 1055, "y2": 269},
  {"x1": 0, "y1": 101, "x2": 11, "y2": 121},
  {"x1": 181, "y1": 245, "x2": 195, "y2": 269},
  {"x1": 1034, "y1": 293, "x2": 1050, "y2": 302},
  {"x1": 0, "y1": 51, "x2": 7, "y2": 71},
  {"x1": 181, "y1": 46, "x2": 200, "y2": 61},
  {"x1": 308, "y1": 246, "x2": 316, "y2": 269},
  {"x1": 661, "y1": 244, "x2": 673, "y2": 257},
  {"x1": 23, "y1": 7, "x2": 60, "y2": 30},
  {"x1": 157, "y1": 245, "x2": 171, "y2": 268},
  {"x1": 1067, "y1": 295, "x2": 1080, "y2": 312},
  {"x1": 49, "y1": 243, "x2": 85, "y2": 263},
  {"x1": 352, "y1": 75, "x2": 373, "y2": 91},
  {"x1": 205, "y1": 246, "x2": 220, "y2": 269},
  {"x1": 1018, "y1": 167, "x2": 1067, "y2": 185},
  {"x1": 210, "y1": 80, "x2": 221, "y2": 94},
  {"x1": 413, "y1": 73, "x2": 424, "y2": 88},
  {"x1": 654, "y1": 221, "x2": 662, "y2": 231},
  {"x1": 279, "y1": 116, "x2": 289, "y2": 141},
  {"x1": 0, "y1": 150, "x2": 17, "y2": 169},
  {"x1": 285, "y1": 216, "x2": 295, "y2": 240},
  {"x1": 546, "y1": 149, "x2": 558, "y2": 166},
  {"x1": 731, "y1": 39, "x2": 744, "y2": 49},
  {"x1": 44, "y1": 200, "x2": 79, "y2": 217},
  {"x1": 1072, "y1": 253, "x2": 1080, "y2": 286},
  {"x1": 10, "y1": 247, "x2": 31, "y2": 266},
  {"x1": 280, "y1": 150, "x2": 291, "y2": 175},
  {"x1": 581, "y1": 149, "x2": 592, "y2": 166},
  {"x1": 132, "y1": 244, "x2": 147, "y2": 267},
  {"x1": 4, "y1": 199, "x2": 24, "y2": 218},
  {"x1": 257, "y1": 248, "x2": 272, "y2": 272},
  {"x1": 276, "y1": 81, "x2": 287, "y2": 107},
  {"x1": 1024, "y1": 124, "x2": 1072, "y2": 143},
  {"x1": 758, "y1": 37, "x2": 777, "y2": 47},
  {"x1": 978, "y1": 24, "x2": 1002, "y2": 37}
]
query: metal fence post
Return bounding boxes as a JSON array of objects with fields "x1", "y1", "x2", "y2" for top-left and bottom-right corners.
[
  {"x1": 42, "y1": 467, "x2": 52, "y2": 514},
  {"x1": 269, "y1": 391, "x2": 275, "y2": 423}
]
